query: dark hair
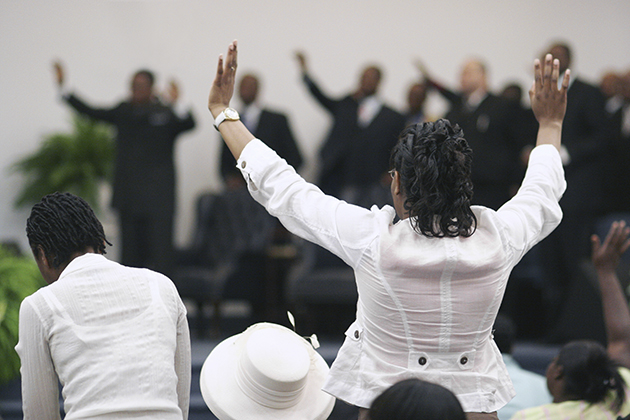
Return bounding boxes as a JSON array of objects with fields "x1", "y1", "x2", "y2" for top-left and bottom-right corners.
[
  {"x1": 390, "y1": 119, "x2": 476, "y2": 237},
  {"x1": 134, "y1": 69, "x2": 155, "y2": 86},
  {"x1": 26, "y1": 192, "x2": 110, "y2": 268},
  {"x1": 556, "y1": 340, "x2": 626, "y2": 412},
  {"x1": 369, "y1": 378, "x2": 466, "y2": 420}
]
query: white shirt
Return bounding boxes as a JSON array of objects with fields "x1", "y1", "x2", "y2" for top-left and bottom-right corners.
[
  {"x1": 16, "y1": 253, "x2": 191, "y2": 420},
  {"x1": 241, "y1": 103, "x2": 262, "y2": 133},
  {"x1": 238, "y1": 140, "x2": 565, "y2": 412},
  {"x1": 357, "y1": 95, "x2": 383, "y2": 128}
]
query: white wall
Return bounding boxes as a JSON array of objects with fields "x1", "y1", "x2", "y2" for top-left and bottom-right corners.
[{"x1": 2, "y1": 0, "x2": 630, "y2": 255}]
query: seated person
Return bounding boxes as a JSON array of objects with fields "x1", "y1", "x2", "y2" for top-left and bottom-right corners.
[
  {"x1": 511, "y1": 221, "x2": 630, "y2": 419},
  {"x1": 16, "y1": 192, "x2": 191, "y2": 419},
  {"x1": 368, "y1": 378, "x2": 466, "y2": 420}
]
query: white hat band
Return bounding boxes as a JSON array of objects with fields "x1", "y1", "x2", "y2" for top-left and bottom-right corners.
[{"x1": 236, "y1": 348, "x2": 308, "y2": 409}]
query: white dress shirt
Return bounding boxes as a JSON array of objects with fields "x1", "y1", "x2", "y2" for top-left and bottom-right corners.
[
  {"x1": 16, "y1": 253, "x2": 191, "y2": 420},
  {"x1": 237, "y1": 140, "x2": 565, "y2": 412}
]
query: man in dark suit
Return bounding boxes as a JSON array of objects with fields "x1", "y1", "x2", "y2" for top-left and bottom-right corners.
[
  {"x1": 295, "y1": 52, "x2": 406, "y2": 202},
  {"x1": 220, "y1": 74, "x2": 303, "y2": 186},
  {"x1": 605, "y1": 70, "x2": 630, "y2": 213},
  {"x1": 53, "y1": 62, "x2": 195, "y2": 277},
  {"x1": 405, "y1": 81, "x2": 429, "y2": 127},
  {"x1": 536, "y1": 42, "x2": 610, "y2": 342},
  {"x1": 424, "y1": 59, "x2": 526, "y2": 210}
]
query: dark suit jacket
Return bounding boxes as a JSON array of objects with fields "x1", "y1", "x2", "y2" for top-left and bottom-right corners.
[
  {"x1": 303, "y1": 74, "x2": 406, "y2": 196},
  {"x1": 558, "y1": 78, "x2": 609, "y2": 215},
  {"x1": 220, "y1": 108, "x2": 302, "y2": 181},
  {"x1": 605, "y1": 104, "x2": 630, "y2": 213},
  {"x1": 65, "y1": 94, "x2": 195, "y2": 214},
  {"x1": 435, "y1": 86, "x2": 525, "y2": 210}
]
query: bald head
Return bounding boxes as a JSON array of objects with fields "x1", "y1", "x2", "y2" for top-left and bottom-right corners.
[{"x1": 460, "y1": 59, "x2": 487, "y2": 96}]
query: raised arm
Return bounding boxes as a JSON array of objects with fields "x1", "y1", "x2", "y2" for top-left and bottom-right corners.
[
  {"x1": 208, "y1": 40, "x2": 256, "y2": 160},
  {"x1": 529, "y1": 54, "x2": 570, "y2": 151},
  {"x1": 294, "y1": 50, "x2": 338, "y2": 112},
  {"x1": 591, "y1": 221, "x2": 630, "y2": 368},
  {"x1": 52, "y1": 60, "x2": 118, "y2": 123},
  {"x1": 414, "y1": 58, "x2": 461, "y2": 106}
]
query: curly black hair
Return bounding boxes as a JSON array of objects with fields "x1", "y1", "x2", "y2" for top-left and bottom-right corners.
[
  {"x1": 390, "y1": 119, "x2": 476, "y2": 237},
  {"x1": 26, "y1": 192, "x2": 110, "y2": 268},
  {"x1": 556, "y1": 340, "x2": 626, "y2": 412}
]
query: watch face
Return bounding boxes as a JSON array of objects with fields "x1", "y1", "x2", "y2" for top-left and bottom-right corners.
[{"x1": 225, "y1": 108, "x2": 239, "y2": 120}]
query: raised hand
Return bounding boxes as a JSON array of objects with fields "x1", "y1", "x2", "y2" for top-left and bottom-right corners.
[
  {"x1": 529, "y1": 54, "x2": 570, "y2": 126},
  {"x1": 164, "y1": 79, "x2": 180, "y2": 104},
  {"x1": 592, "y1": 221, "x2": 630, "y2": 272},
  {"x1": 52, "y1": 60, "x2": 65, "y2": 87},
  {"x1": 208, "y1": 40, "x2": 238, "y2": 118},
  {"x1": 413, "y1": 58, "x2": 430, "y2": 81},
  {"x1": 294, "y1": 51, "x2": 308, "y2": 74}
]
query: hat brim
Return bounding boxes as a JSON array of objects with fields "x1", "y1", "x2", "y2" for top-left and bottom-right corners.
[{"x1": 200, "y1": 324, "x2": 335, "y2": 420}]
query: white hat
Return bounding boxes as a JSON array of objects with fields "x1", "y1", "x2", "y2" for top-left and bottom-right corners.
[{"x1": 200, "y1": 323, "x2": 335, "y2": 420}]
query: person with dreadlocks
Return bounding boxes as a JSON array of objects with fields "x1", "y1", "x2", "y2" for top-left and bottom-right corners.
[
  {"x1": 16, "y1": 192, "x2": 191, "y2": 420},
  {"x1": 208, "y1": 41, "x2": 568, "y2": 419}
]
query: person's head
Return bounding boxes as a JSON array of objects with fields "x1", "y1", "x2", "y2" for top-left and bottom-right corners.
[
  {"x1": 493, "y1": 314, "x2": 517, "y2": 354},
  {"x1": 600, "y1": 72, "x2": 621, "y2": 99},
  {"x1": 369, "y1": 378, "x2": 466, "y2": 420},
  {"x1": 501, "y1": 83, "x2": 523, "y2": 105},
  {"x1": 546, "y1": 43, "x2": 572, "y2": 74},
  {"x1": 621, "y1": 70, "x2": 630, "y2": 102},
  {"x1": 358, "y1": 65, "x2": 382, "y2": 97},
  {"x1": 238, "y1": 73, "x2": 260, "y2": 106},
  {"x1": 389, "y1": 119, "x2": 476, "y2": 238},
  {"x1": 407, "y1": 82, "x2": 427, "y2": 113},
  {"x1": 130, "y1": 69, "x2": 155, "y2": 104},
  {"x1": 460, "y1": 59, "x2": 487, "y2": 96},
  {"x1": 26, "y1": 192, "x2": 110, "y2": 283},
  {"x1": 546, "y1": 340, "x2": 626, "y2": 411}
]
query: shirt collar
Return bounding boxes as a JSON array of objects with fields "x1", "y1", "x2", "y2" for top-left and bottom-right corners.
[{"x1": 57, "y1": 253, "x2": 108, "y2": 281}]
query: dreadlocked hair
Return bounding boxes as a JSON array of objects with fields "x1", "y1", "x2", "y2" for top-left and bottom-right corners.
[
  {"x1": 26, "y1": 192, "x2": 111, "y2": 268},
  {"x1": 557, "y1": 340, "x2": 626, "y2": 412},
  {"x1": 390, "y1": 119, "x2": 476, "y2": 238}
]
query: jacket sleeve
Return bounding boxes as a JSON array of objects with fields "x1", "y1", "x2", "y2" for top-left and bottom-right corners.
[
  {"x1": 170, "y1": 108, "x2": 196, "y2": 137},
  {"x1": 64, "y1": 93, "x2": 118, "y2": 123},
  {"x1": 302, "y1": 73, "x2": 340, "y2": 114}
]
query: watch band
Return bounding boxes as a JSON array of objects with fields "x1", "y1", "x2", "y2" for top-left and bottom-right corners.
[{"x1": 213, "y1": 108, "x2": 240, "y2": 131}]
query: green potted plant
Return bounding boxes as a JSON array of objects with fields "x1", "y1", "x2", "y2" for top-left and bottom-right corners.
[
  {"x1": 0, "y1": 244, "x2": 45, "y2": 385},
  {"x1": 11, "y1": 114, "x2": 115, "y2": 213}
]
